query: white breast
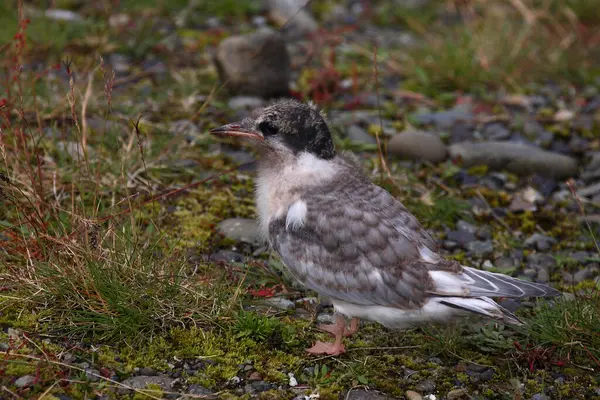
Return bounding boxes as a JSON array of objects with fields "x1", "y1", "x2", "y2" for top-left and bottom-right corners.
[{"x1": 255, "y1": 152, "x2": 339, "y2": 239}]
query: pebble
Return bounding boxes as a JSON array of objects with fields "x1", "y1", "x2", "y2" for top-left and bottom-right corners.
[
  {"x1": 446, "y1": 230, "x2": 476, "y2": 248},
  {"x1": 346, "y1": 390, "x2": 398, "y2": 399},
  {"x1": 187, "y1": 384, "x2": 214, "y2": 395},
  {"x1": 446, "y1": 388, "x2": 468, "y2": 400},
  {"x1": 524, "y1": 233, "x2": 557, "y2": 252},
  {"x1": 316, "y1": 313, "x2": 336, "y2": 324},
  {"x1": 228, "y1": 96, "x2": 266, "y2": 110},
  {"x1": 14, "y1": 375, "x2": 35, "y2": 388},
  {"x1": 573, "y1": 265, "x2": 599, "y2": 284},
  {"x1": 414, "y1": 103, "x2": 473, "y2": 129},
  {"x1": 347, "y1": 125, "x2": 376, "y2": 145},
  {"x1": 466, "y1": 240, "x2": 494, "y2": 258},
  {"x1": 405, "y1": 390, "x2": 423, "y2": 400},
  {"x1": 217, "y1": 218, "x2": 263, "y2": 246},
  {"x1": 210, "y1": 250, "x2": 245, "y2": 264},
  {"x1": 387, "y1": 130, "x2": 447, "y2": 163},
  {"x1": 214, "y1": 29, "x2": 291, "y2": 98},
  {"x1": 448, "y1": 141, "x2": 578, "y2": 179},
  {"x1": 118, "y1": 375, "x2": 174, "y2": 394},
  {"x1": 483, "y1": 122, "x2": 511, "y2": 140},
  {"x1": 415, "y1": 380, "x2": 435, "y2": 393},
  {"x1": 266, "y1": 0, "x2": 318, "y2": 39},
  {"x1": 45, "y1": 9, "x2": 84, "y2": 22}
]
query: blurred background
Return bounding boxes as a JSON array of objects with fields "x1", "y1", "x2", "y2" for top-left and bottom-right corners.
[{"x1": 1, "y1": 1, "x2": 600, "y2": 399}]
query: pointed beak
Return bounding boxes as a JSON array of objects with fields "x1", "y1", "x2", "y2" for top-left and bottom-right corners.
[{"x1": 210, "y1": 123, "x2": 264, "y2": 141}]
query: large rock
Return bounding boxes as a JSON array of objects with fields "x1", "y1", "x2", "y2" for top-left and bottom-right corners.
[
  {"x1": 266, "y1": 0, "x2": 318, "y2": 39},
  {"x1": 217, "y1": 218, "x2": 263, "y2": 246},
  {"x1": 448, "y1": 141, "x2": 578, "y2": 178},
  {"x1": 387, "y1": 130, "x2": 447, "y2": 163},
  {"x1": 214, "y1": 29, "x2": 290, "y2": 98}
]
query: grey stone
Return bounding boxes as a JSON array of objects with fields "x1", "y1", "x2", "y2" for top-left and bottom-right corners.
[
  {"x1": 85, "y1": 368, "x2": 101, "y2": 382},
  {"x1": 483, "y1": 123, "x2": 511, "y2": 140},
  {"x1": 228, "y1": 96, "x2": 266, "y2": 110},
  {"x1": 446, "y1": 388, "x2": 468, "y2": 400},
  {"x1": 347, "y1": 125, "x2": 376, "y2": 145},
  {"x1": 530, "y1": 394, "x2": 550, "y2": 400},
  {"x1": 266, "y1": 0, "x2": 318, "y2": 39},
  {"x1": 414, "y1": 104, "x2": 473, "y2": 129},
  {"x1": 415, "y1": 380, "x2": 435, "y2": 393},
  {"x1": 217, "y1": 218, "x2": 263, "y2": 246},
  {"x1": 448, "y1": 141, "x2": 579, "y2": 179},
  {"x1": 316, "y1": 313, "x2": 336, "y2": 324},
  {"x1": 170, "y1": 120, "x2": 200, "y2": 137},
  {"x1": 524, "y1": 233, "x2": 557, "y2": 251},
  {"x1": 387, "y1": 130, "x2": 447, "y2": 163},
  {"x1": 466, "y1": 240, "x2": 494, "y2": 257},
  {"x1": 527, "y1": 253, "x2": 557, "y2": 270},
  {"x1": 214, "y1": 29, "x2": 290, "y2": 98},
  {"x1": 210, "y1": 250, "x2": 244, "y2": 264},
  {"x1": 346, "y1": 389, "x2": 398, "y2": 400},
  {"x1": 457, "y1": 220, "x2": 477, "y2": 233},
  {"x1": 187, "y1": 383, "x2": 215, "y2": 396},
  {"x1": 119, "y1": 375, "x2": 174, "y2": 394},
  {"x1": 446, "y1": 230, "x2": 476, "y2": 248},
  {"x1": 573, "y1": 265, "x2": 599, "y2": 283},
  {"x1": 45, "y1": 9, "x2": 84, "y2": 23},
  {"x1": 14, "y1": 375, "x2": 35, "y2": 388},
  {"x1": 536, "y1": 268, "x2": 550, "y2": 284},
  {"x1": 577, "y1": 181, "x2": 600, "y2": 198}
]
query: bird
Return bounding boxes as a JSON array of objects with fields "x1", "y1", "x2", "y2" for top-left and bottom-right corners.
[{"x1": 210, "y1": 99, "x2": 561, "y2": 356}]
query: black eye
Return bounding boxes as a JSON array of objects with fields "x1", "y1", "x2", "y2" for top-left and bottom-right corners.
[{"x1": 258, "y1": 121, "x2": 279, "y2": 137}]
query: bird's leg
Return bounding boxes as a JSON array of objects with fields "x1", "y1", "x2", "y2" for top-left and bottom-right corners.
[
  {"x1": 345, "y1": 317, "x2": 359, "y2": 337},
  {"x1": 307, "y1": 314, "x2": 346, "y2": 355},
  {"x1": 318, "y1": 316, "x2": 360, "y2": 338}
]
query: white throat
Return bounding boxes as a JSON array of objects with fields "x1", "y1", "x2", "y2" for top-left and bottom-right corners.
[{"x1": 255, "y1": 151, "x2": 339, "y2": 239}]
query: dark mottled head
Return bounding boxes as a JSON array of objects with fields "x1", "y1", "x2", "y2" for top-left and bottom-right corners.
[{"x1": 210, "y1": 99, "x2": 336, "y2": 160}]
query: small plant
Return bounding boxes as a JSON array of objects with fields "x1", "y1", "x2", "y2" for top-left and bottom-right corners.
[
  {"x1": 233, "y1": 310, "x2": 281, "y2": 342},
  {"x1": 523, "y1": 292, "x2": 600, "y2": 366}
]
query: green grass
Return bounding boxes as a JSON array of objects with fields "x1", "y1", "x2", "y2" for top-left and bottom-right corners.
[
  {"x1": 400, "y1": 0, "x2": 600, "y2": 94},
  {"x1": 1, "y1": 0, "x2": 600, "y2": 398}
]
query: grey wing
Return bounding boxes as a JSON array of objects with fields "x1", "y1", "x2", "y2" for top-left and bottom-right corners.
[{"x1": 268, "y1": 178, "x2": 450, "y2": 309}]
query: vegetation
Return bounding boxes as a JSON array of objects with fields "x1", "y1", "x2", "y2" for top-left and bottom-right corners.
[{"x1": 0, "y1": 0, "x2": 599, "y2": 398}]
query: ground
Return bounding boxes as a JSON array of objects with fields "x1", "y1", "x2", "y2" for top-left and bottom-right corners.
[{"x1": 1, "y1": 0, "x2": 600, "y2": 399}]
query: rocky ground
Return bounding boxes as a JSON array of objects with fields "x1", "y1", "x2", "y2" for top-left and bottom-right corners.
[{"x1": 1, "y1": 0, "x2": 599, "y2": 399}]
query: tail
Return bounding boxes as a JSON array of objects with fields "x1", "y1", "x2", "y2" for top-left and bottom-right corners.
[
  {"x1": 429, "y1": 266, "x2": 561, "y2": 298},
  {"x1": 438, "y1": 296, "x2": 523, "y2": 325}
]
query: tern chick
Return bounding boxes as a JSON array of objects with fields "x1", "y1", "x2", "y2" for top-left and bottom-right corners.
[{"x1": 210, "y1": 99, "x2": 560, "y2": 356}]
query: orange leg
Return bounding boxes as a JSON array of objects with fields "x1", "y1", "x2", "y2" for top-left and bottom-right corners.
[
  {"x1": 318, "y1": 317, "x2": 359, "y2": 337},
  {"x1": 307, "y1": 314, "x2": 347, "y2": 356}
]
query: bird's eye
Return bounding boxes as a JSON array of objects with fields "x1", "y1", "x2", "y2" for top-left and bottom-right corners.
[{"x1": 258, "y1": 121, "x2": 279, "y2": 137}]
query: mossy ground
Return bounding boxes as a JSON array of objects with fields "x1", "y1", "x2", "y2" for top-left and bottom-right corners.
[{"x1": 1, "y1": 0, "x2": 600, "y2": 399}]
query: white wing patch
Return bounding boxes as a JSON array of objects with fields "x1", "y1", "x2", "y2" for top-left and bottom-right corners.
[
  {"x1": 418, "y1": 245, "x2": 441, "y2": 263},
  {"x1": 429, "y1": 270, "x2": 470, "y2": 296},
  {"x1": 286, "y1": 200, "x2": 307, "y2": 231}
]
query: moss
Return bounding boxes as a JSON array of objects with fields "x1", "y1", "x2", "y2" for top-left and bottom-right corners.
[
  {"x1": 132, "y1": 384, "x2": 164, "y2": 400},
  {"x1": 5, "y1": 362, "x2": 37, "y2": 376},
  {"x1": 168, "y1": 182, "x2": 255, "y2": 251}
]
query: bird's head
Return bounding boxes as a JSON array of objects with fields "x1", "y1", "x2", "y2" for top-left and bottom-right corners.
[{"x1": 210, "y1": 99, "x2": 336, "y2": 160}]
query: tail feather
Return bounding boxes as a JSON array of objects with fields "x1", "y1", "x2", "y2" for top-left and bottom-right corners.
[
  {"x1": 439, "y1": 297, "x2": 523, "y2": 325},
  {"x1": 462, "y1": 267, "x2": 561, "y2": 298},
  {"x1": 429, "y1": 266, "x2": 561, "y2": 298}
]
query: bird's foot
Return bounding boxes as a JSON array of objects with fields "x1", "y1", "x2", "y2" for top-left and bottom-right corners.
[
  {"x1": 317, "y1": 317, "x2": 359, "y2": 338},
  {"x1": 306, "y1": 340, "x2": 346, "y2": 356}
]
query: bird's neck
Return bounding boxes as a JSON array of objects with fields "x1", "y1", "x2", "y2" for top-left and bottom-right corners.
[{"x1": 254, "y1": 151, "x2": 339, "y2": 238}]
